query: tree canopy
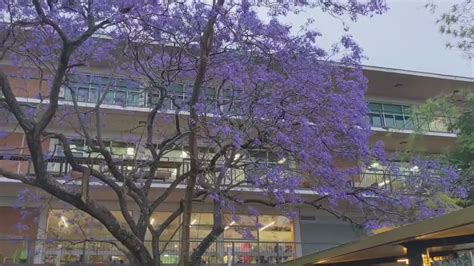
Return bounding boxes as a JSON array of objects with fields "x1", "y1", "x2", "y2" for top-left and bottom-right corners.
[{"x1": 0, "y1": 0, "x2": 466, "y2": 265}]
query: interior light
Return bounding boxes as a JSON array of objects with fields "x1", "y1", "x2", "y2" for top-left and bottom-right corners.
[
  {"x1": 224, "y1": 221, "x2": 237, "y2": 231},
  {"x1": 259, "y1": 221, "x2": 275, "y2": 232},
  {"x1": 411, "y1": 166, "x2": 419, "y2": 172},
  {"x1": 378, "y1": 179, "x2": 390, "y2": 187},
  {"x1": 397, "y1": 258, "x2": 409, "y2": 264},
  {"x1": 370, "y1": 162, "x2": 380, "y2": 169},
  {"x1": 126, "y1": 147, "x2": 135, "y2": 155},
  {"x1": 60, "y1": 216, "x2": 69, "y2": 228},
  {"x1": 150, "y1": 218, "x2": 155, "y2": 225},
  {"x1": 278, "y1": 158, "x2": 286, "y2": 164},
  {"x1": 174, "y1": 244, "x2": 178, "y2": 248},
  {"x1": 191, "y1": 219, "x2": 197, "y2": 225}
]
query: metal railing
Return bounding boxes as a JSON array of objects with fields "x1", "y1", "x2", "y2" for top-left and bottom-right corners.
[
  {"x1": 367, "y1": 111, "x2": 456, "y2": 133},
  {"x1": 0, "y1": 153, "x2": 418, "y2": 193},
  {"x1": 0, "y1": 238, "x2": 308, "y2": 265},
  {"x1": 352, "y1": 170, "x2": 411, "y2": 192},
  {"x1": 0, "y1": 153, "x2": 254, "y2": 186}
]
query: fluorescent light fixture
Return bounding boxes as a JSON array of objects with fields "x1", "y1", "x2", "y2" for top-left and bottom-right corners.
[
  {"x1": 396, "y1": 258, "x2": 409, "y2": 264},
  {"x1": 370, "y1": 162, "x2": 380, "y2": 169},
  {"x1": 259, "y1": 221, "x2": 275, "y2": 232},
  {"x1": 126, "y1": 147, "x2": 135, "y2": 155},
  {"x1": 225, "y1": 221, "x2": 237, "y2": 230},
  {"x1": 191, "y1": 219, "x2": 197, "y2": 225},
  {"x1": 378, "y1": 179, "x2": 390, "y2": 187},
  {"x1": 60, "y1": 216, "x2": 69, "y2": 228},
  {"x1": 278, "y1": 158, "x2": 286, "y2": 164}
]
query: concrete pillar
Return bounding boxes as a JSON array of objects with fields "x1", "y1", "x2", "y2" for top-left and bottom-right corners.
[
  {"x1": 293, "y1": 211, "x2": 303, "y2": 257},
  {"x1": 33, "y1": 206, "x2": 50, "y2": 264}
]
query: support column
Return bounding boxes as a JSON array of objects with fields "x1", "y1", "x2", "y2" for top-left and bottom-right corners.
[
  {"x1": 406, "y1": 244, "x2": 426, "y2": 266},
  {"x1": 293, "y1": 210, "x2": 303, "y2": 258},
  {"x1": 33, "y1": 206, "x2": 50, "y2": 264}
]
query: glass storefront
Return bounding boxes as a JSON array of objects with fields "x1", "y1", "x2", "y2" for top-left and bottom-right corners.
[
  {"x1": 44, "y1": 209, "x2": 295, "y2": 264},
  {"x1": 45, "y1": 209, "x2": 128, "y2": 264}
]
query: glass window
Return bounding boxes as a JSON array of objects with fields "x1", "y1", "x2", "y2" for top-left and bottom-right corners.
[
  {"x1": 258, "y1": 215, "x2": 293, "y2": 242},
  {"x1": 395, "y1": 115, "x2": 405, "y2": 129},
  {"x1": 169, "y1": 83, "x2": 184, "y2": 96},
  {"x1": 104, "y1": 90, "x2": 115, "y2": 104},
  {"x1": 150, "y1": 212, "x2": 180, "y2": 241},
  {"x1": 368, "y1": 113, "x2": 383, "y2": 127},
  {"x1": 115, "y1": 91, "x2": 127, "y2": 105},
  {"x1": 64, "y1": 74, "x2": 143, "y2": 107},
  {"x1": 77, "y1": 87, "x2": 89, "y2": 102},
  {"x1": 190, "y1": 213, "x2": 213, "y2": 240},
  {"x1": 89, "y1": 88, "x2": 99, "y2": 103},
  {"x1": 383, "y1": 104, "x2": 403, "y2": 114},
  {"x1": 383, "y1": 114, "x2": 395, "y2": 128},
  {"x1": 47, "y1": 209, "x2": 126, "y2": 241},
  {"x1": 63, "y1": 87, "x2": 73, "y2": 101},
  {"x1": 110, "y1": 141, "x2": 130, "y2": 156},
  {"x1": 191, "y1": 213, "x2": 213, "y2": 225},
  {"x1": 91, "y1": 76, "x2": 112, "y2": 86},
  {"x1": 223, "y1": 214, "x2": 257, "y2": 240},
  {"x1": 127, "y1": 91, "x2": 140, "y2": 106},
  {"x1": 368, "y1": 103, "x2": 382, "y2": 112}
]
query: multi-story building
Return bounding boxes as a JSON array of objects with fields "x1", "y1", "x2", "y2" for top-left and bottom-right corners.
[{"x1": 0, "y1": 63, "x2": 473, "y2": 265}]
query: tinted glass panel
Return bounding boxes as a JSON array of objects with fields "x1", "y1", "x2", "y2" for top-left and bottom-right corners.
[
  {"x1": 395, "y1": 115, "x2": 405, "y2": 128},
  {"x1": 383, "y1": 104, "x2": 403, "y2": 114},
  {"x1": 384, "y1": 114, "x2": 395, "y2": 128},
  {"x1": 368, "y1": 103, "x2": 382, "y2": 112}
]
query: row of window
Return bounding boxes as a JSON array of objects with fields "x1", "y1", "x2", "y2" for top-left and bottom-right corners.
[
  {"x1": 56, "y1": 74, "x2": 450, "y2": 132},
  {"x1": 367, "y1": 102, "x2": 451, "y2": 132},
  {"x1": 60, "y1": 74, "x2": 242, "y2": 112},
  {"x1": 47, "y1": 210, "x2": 294, "y2": 243},
  {"x1": 367, "y1": 102, "x2": 413, "y2": 130}
]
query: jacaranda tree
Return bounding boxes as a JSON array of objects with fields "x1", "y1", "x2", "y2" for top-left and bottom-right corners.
[{"x1": 0, "y1": 0, "x2": 466, "y2": 265}]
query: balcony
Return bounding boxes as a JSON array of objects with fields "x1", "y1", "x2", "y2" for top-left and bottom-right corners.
[
  {"x1": 351, "y1": 170, "x2": 409, "y2": 193},
  {"x1": 0, "y1": 152, "x2": 417, "y2": 195},
  {"x1": 367, "y1": 102, "x2": 455, "y2": 134},
  {"x1": 59, "y1": 74, "x2": 240, "y2": 113},
  {"x1": 0, "y1": 153, "x2": 254, "y2": 187}
]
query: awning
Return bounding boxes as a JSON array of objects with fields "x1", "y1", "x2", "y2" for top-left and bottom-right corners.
[{"x1": 284, "y1": 206, "x2": 474, "y2": 266}]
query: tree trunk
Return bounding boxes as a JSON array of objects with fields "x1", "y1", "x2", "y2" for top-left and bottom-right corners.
[{"x1": 190, "y1": 199, "x2": 224, "y2": 265}]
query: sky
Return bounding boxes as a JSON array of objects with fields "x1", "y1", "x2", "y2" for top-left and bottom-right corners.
[{"x1": 260, "y1": 0, "x2": 474, "y2": 78}]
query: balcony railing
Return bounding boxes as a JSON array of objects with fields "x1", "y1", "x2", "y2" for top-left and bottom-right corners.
[
  {"x1": 0, "y1": 153, "x2": 417, "y2": 193},
  {"x1": 351, "y1": 170, "x2": 411, "y2": 192},
  {"x1": 0, "y1": 238, "x2": 310, "y2": 265},
  {"x1": 0, "y1": 153, "x2": 252, "y2": 186},
  {"x1": 367, "y1": 110, "x2": 455, "y2": 133}
]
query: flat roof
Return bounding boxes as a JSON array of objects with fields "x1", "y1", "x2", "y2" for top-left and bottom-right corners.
[
  {"x1": 362, "y1": 65, "x2": 474, "y2": 82},
  {"x1": 284, "y1": 206, "x2": 474, "y2": 266}
]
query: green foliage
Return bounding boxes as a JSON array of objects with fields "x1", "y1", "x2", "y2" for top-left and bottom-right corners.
[
  {"x1": 427, "y1": 0, "x2": 473, "y2": 57},
  {"x1": 413, "y1": 90, "x2": 474, "y2": 205}
]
